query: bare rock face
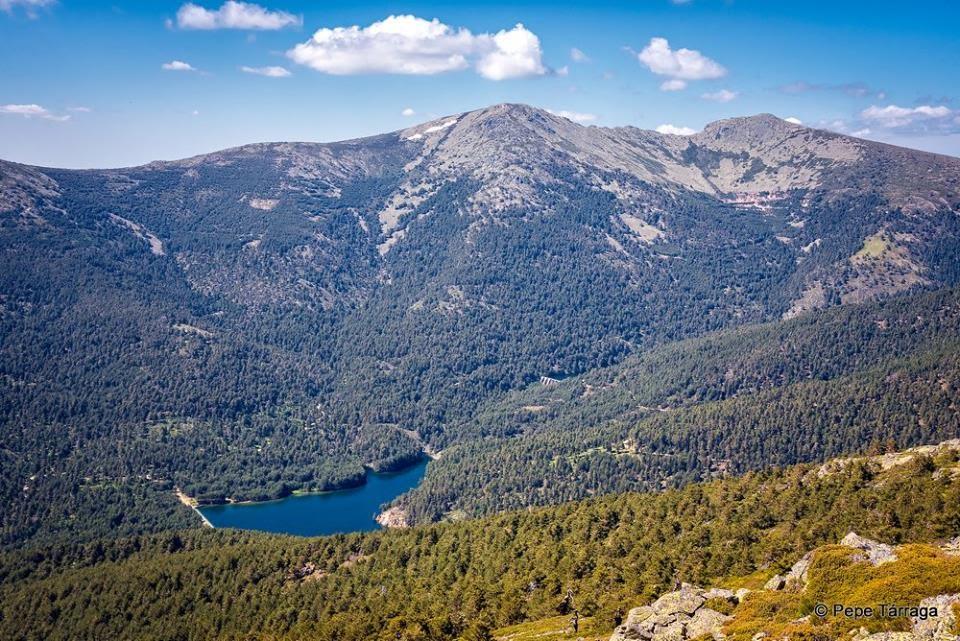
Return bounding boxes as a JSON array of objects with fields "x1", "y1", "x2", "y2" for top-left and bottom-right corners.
[
  {"x1": 785, "y1": 552, "x2": 813, "y2": 587},
  {"x1": 841, "y1": 532, "x2": 898, "y2": 566},
  {"x1": 610, "y1": 584, "x2": 732, "y2": 641}
]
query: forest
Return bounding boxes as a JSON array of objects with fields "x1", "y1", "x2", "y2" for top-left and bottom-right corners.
[{"x1": 1, "y1": 445, "x2": 958, "y2": 641}]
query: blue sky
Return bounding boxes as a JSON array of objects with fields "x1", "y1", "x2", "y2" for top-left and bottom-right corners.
[{"x1": 1, "y1": 0, "x2": 958, "y2": 167}]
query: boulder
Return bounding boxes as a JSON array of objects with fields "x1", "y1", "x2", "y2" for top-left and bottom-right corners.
[
  {"x1": 655, "y1": 621, "x2": 687, "y2": 641},
  {"x1": 735, "y1": 589, "x2": 752, "y2": 603},
  {"x1": 611, "y1": 606, "x2": 657, "y2": 641},
  {"x1": 609, "y1": 585, "x2": 731, "y2": 641},
  {"x1": 652, "y1": 584, "x2": 705, "y2": 616},
  {"x1": 685, "y1": 607, "x2": 731, "y2": 640},
  {"x1": 785, "y1": 552, "x2": 813, "y2": 587},
  {"x1": 763, "y1": 574, "x2": 786, "y2": 591},
  {"x1": 841, "y1": 532, "x2": 897, "y2": 566},
  {"x1": 912, "y1": 593, "x2": 960, "y2": 641}
]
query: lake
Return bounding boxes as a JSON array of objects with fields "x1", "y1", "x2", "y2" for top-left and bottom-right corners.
[{"x1": 199, "y1": 459, "x2": 428, "y2": 536}]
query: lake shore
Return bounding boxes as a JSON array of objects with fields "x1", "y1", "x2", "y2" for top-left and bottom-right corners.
[{"x1": 174, "y1": 488, "x2": 214, "y2": 528}]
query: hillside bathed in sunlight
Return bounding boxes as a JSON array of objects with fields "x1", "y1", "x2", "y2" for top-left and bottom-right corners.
[{"x1": 2, "y1": 1, "x2": 960, "y2": 640}]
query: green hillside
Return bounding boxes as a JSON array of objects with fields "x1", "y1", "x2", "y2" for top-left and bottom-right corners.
[{"x1": 1, "y1": 441, "x2": 958, "y2": 641}]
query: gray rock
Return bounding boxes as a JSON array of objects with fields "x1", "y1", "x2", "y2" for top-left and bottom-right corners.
[
  {"x1": 702, "y1": 588, "x2": 736, "y2": 602},
  {"x1": 735, "y1": 589, "x2": 752, "y2": 603},
  {"x1": 685, "y1": 607, "x2": 731, "y2": 640},
  {"x1": 912, "y1": 593, "x2": 960, "y2": 641},
  {"x1": 653, "y1": 621, "x2": 688, "y2": 641},
  {"x1": 785, "y1": 552, "x2": 813, "y2": 587},
  {"x1": 653, "y1": 585, "x2": 705, "y2": 616},
  {"x1": 611, "y1": 606, "x2": 657, "y2": 641},
  {"x1": 942, "y1": 537, "x2": 960, "y2": 557},
  {"x1": 841, "y1": 532, "x2": 897, "y2": 566},
  {"x1": 857, "y1": 633, "x2": 916, "y2": 641},
  {"x1": 763, "y1": 574, "x2": 786, "y2": 591}
]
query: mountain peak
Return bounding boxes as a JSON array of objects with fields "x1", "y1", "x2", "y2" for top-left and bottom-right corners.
[{"x1": 696, "y1": 113, "x2": 803, "y2": 144}]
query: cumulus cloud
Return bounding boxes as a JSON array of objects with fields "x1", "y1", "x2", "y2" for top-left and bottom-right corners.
[
  {"x1": 0, "y1": 0, "x2": 54, "y2": 16},
  {"x1": 0, "y1": 103, "x2": 69, "y2": 121},
  {"x1": 784, "y1": 116, "x2": 802, "y2": 125},
  {"x1": 637, "y1": 37, "x2": 725, "y2": 91},
  {"x1": 162, "y1": 60, "x2": 197, "y2": 72},
  {"x1": 287, "y1": 15, "x2": 546, "y2": 80},
  {"x1": 241, "y1": 65, "x2": 291, "y2": 77},
  {"x1": 401, "y1": 107, "x2": 416, "y2": 117},
  {"x1": 861, "y1": 104, "x2": 952, "y2": 128},
  {"x1": 701, "y1": 89, "x2": 738, "y2": 103},
  {"x1": 570, "y1": 47, "x2": 589, "y2": 63},
  {"x1": 655, "y1": 123, "x2": 697, "y2": 135},
  {"x1": 175, "y1": 1, "x2": 301, "y2": 30},
  {"x1": 477, "y1": 24, "x2": 547, "y2": 80},
  {"x1": 547, "y1": 109, "x2": 596, "y2": 124}
]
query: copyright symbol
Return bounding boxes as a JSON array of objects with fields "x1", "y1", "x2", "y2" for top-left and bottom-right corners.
[{"x1": 814, "y1": 604, "x2": 828, "y2": 617}]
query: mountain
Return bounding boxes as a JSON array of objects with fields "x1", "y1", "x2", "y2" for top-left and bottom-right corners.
[{"x1": 2, "y1": 104, "x2": 960, "y2": 546}]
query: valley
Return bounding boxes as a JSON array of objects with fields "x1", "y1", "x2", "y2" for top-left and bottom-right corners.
[{"x1": 3, "y1": 104, "x2": 960, "y2": 547}]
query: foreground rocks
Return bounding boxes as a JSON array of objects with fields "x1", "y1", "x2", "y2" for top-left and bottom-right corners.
[
  {"x1": 610, "y1": 533, "x2": 960, "y2": 641},
  {"x1": 610, "y1": 583, "x2": 734, "y2": 641}
]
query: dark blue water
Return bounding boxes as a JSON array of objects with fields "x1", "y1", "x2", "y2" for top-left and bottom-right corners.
[{"x1": 199, "y1": 460, "x2": 428, "y2": 536}]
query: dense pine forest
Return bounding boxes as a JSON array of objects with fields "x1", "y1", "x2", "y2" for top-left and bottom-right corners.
[{"x1": 2, "y1": 445, "x2": 958, "y2": 641}]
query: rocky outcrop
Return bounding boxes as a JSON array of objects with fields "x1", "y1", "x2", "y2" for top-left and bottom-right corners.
[
  {"x1": 841, "y1": 532, "x2": 898, "y2": 566},
  {"x1": 763, "y1": 534, "x2": 896, "y2": 595},
  {"x1": 375, "y1": 506, "x2": 409, "y2": 529},
  {"x1": 610, "y1": 584, "x2": 735, "y2": 641},
  {"x1": 611, "y1": 534, "x2": 960, "y2": 641},
  {"x1": 851, "y1": 593, "x2": 960, "y2": 641},
  {"x1": 912, "y1": 593, "x2": 960, "y2": 641}
]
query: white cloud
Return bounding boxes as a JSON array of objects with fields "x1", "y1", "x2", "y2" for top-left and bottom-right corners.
[
  {"x1": 67, "y1": 106, "x2": 92, "y2": 113},
  {"x1": 701, "y1": 89, "x2": 738, "y2": 103},
  {"x1": 548, "y1": 109, "x2": 596, "y2": 124},
  {"x1": 555, "y1": 65, "x2": 569, "y2": 77},
  {"x1": 176, "y1": 1, "x2": 301, "y2": 30},
  {"x1": 240, "y1": 65, "x2": 291, "y2": 77},
  {"x1": 0, "y1": 0, "x2": 54, "y2": 16},
  {"x1": 570, "y1": 47, "x2": 589, "y2": 63},
  {"x1": 656, "y1": 123, "x2": 697, "y2": 136},
  {"x1": 287, "y1": 15, "x2": 546, "y2": 80},
  {"x1": 851, "y1": 128, "x2": 871, "y2": 137},
  {"x1": 861, "y1": 104, "x2": 952, "y2": 128},
  {"x1": 784, "y1": 116, "x2": 803, "y2": 125},
  {"x1": 637, "y1": 37, "x2": 725, "y2": 91},
  {"x1": 162, "y1": 60, "x2": 197, "y2": 72},
  {"x1": 0, "y1": 103, "x2": 69, "y2": 121},
  {"x1": 401, "y1": 107, "x2": 416, "y2": 117},
  {"x1": 475, "y1": 23, "x2": 547, "y2": 80}
]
